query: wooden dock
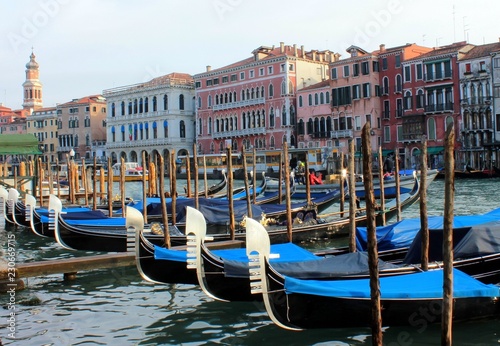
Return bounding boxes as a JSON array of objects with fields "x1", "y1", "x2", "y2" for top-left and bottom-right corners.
[{"x1": 0, "y1": 240, "x2": 244, "y2": 293}]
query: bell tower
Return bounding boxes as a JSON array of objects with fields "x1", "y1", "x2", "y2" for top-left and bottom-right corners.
[{"x1": 22, "y1": 50, "x2": 43, "y2": 112}]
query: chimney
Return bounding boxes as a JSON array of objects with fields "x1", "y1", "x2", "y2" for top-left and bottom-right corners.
[
  {"x1": 312, "y1": 51, "x2": 316, "y2": 61},
  {"x1": 301, "y1": 45, "x2": 305, "y2": 58},
  {"x1": 280, "y1": 42, "x2": 285, "y2": 53},
  {"x1": 294, "y1": 44, "x2": 297, "y2": 57},
  {"x1": 206, "y1": 65, "x2": 212, "y2": 72},
  {"x1": 379, "y1": 44, "x2": 386, "y2": 52}
]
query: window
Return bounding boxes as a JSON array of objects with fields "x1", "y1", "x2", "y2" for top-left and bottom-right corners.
[
  {"x1": 289, "y1": 64, "x2": 294, "y2": 71},
  {"x1": 397, "y1": 125, "x2": 403, "y2": 142},
  {"x1": 427, "y1": 117, "x2": 436, "y2": 140},
  {"x1": 352, "y1": 85, "x2": 361, "y2": 99},
  {"x1": 355, "y1": 116, "x2": 361, "y2": 131},
  {"x1": 213, "y1": 78, "x2": 219, "y2": 85},
  {"x1": 362, "y1": 83, "x2": 370, "y2": 98},
  {"x1": 375, "y1": 85, "x2": 381, "y2": 97},
  {"x1": 206, "y1": 79, "x2": 212, "y2": 86},
  {"x1": 416, "y1": 90, "x2": 424, "y2": 108},
  {"x1": 353, "y1": 63, "x2": 359, "y2": 77},
  {"x1": 195, "y1": 81, "x2": 201, "y2": 88},
  {"x1": 331, "y1": 67, "x2": 337, "y2": 79},
  {"x1": 259, "y1": 68, "x2": 264, "y2": 76},
  {"x1": 373, "y1": 61, "x2": 379, "y2": 72},
  {"x1": 416, "y1": 64, "x2": 423, "y2": 80},
  {"x1": 395, "y1": 75, "x2": 402, "y2": 93},
  {"x1": 384, "y1": 126, "x2": 391, "y2": 142},
  {"x1": 395, "y1": 55, "x2": 401, "y2": 68},
  {"x1": 268, "y1": 66, "x2": 273, "y2": 74},
  {"x1": 308, "y1": 94, "x2": 312, "y2": 106},
  {"x1": 361, "y1": 61, "x2": 369, "y2": 75},
  {"x1": 465, "y1": 63, "x2": 471, "y2": 73},
  {"x1": 382, "y1": 58, "x2": 388, "y2": 70},
  {"x1": 383, "y1": 100, "x2": 390, "y2": 119},
  {"x1": 404, "y1": 91, "x2": 412, "y2": 110},
  {"x1": 343, "y1": 65, "x2": 350, "y2": 77},
  {"x1": 396, "y1": 98, "x2": 403, "y2": 117},
  {"x1": 494, "y1": 58, "x2": 500, "y2": 68},
  {"x1": 180, "y1": 120, "x2": 186, "y2": 138},
  {"x1": 179, "y1": 94, "x2": 184, "y2": 110},
  {"x1": 249, "y1": 70, "x2": 254, "y2": 78},
  {"x1": 404, "y1": 65, "x2": 411, "y2": 82},
  {"x1": 479, "y1": 61, "x2": 486, "y2": 72},
  {"x1": 240, "y1": 72, "x2": 245, "y2": 80},
  {"x1": 299, "y1": 95, "x2": 303, "y2": 107},
  {"x1": 222, "y1": 76, "x2": 228, "y2": 83},
  {"x1": 269, "y1": 84, "x2": 274, "y2": 97}
]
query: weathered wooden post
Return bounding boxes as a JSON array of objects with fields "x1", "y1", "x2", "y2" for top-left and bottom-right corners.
[
  {"x1": 420, "y1": 138, "x2": 429, "y2": 270},
  {"x1": 442, "y1": 125, "x2": 455, "y2": 345},
  {"x1": 278, "y1": 153, "x2": 283, "y2": 204},
  {"x1": 193, "y1": 143, "x2": 199, "y2": 209},
  {"x1": 142, "y1": 151, "x2": 148, "y2": 224},
  {"x1": 203, "y1": 156, "x2": 208, "y2": 199},
  {"x1": 377, "y1": 146, "x2": 386, "y2": 226},
  {"x1": 339, "y1": 152, "x2": 345, "y2": 217},
  {"x1": 107, "y1": 157, "x2": 113, "y2": 216},
  {"x1": 120, "y1": 157, "x2": 126, "y2": 217},
  {"x1": 284, "y1": 143, "x2": 293, "y2": 242},
  {"x1": 226, "y1": 147, "x2": 235, "y2": 239},
  {"x1": 186, "y1": 151, "x2": 191, "y2": 198},
  {"x1": 170, "y1": 152, "x2": 177, "y2": 226},
  {"x1": 305, "y1": 157, "x2": 311, "y2": 205},
  {"x1": 242, "y1": 147, "x2": 252, "y2": 218},
  {"x1": 362, "y1": 123, "x2": 382, "y2": 345},
  {"x1": 348, "y1": 139, "x2": 357, "y2": 253},
  {"x1": 159, "y1": 154, "x2": 170, "y2": 248},
  {"x1": 92, "y1": 157, "x2": 97, "y2": 210},
  {"x1": 394, "y1": 148, "x2": 401, "y2": 221}
]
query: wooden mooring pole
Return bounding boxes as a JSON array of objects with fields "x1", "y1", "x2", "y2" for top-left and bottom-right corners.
[
  {"x1": 420, "y1": 138, "x2": 429, "y2": 271},
  {"x1": 348, "y1": 139, "x2": 357, "y2": 253},
  {"x1": 362, "y1": 123, "x2": 382, "y2": 345}
]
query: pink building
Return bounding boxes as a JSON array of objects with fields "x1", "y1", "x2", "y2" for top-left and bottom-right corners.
[{"x1": 194, "y1": 43, "x2": 333, "y2": 155}]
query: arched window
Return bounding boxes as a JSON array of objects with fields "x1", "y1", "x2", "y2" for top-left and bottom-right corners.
[
  {"x1": 325, "y1": 91, "x2": 330, "y2": 104},
  {"x1": 320, "y1": 117, "x2": 326, "y2": 136},
  {"x1": 396, "y1": 74, "x2": 402, "y2": 93},
  {"x1": 163, "y1": 94, "x2": 168, "y2": 110},
  {"x1": 139, "y1": 98, "x2": 143, "y2": 113},
  {"x1": 144, "y1": 97, "x2": 149, "y2": 112},
  {"x1": 289, "y1": 105, "x2": 295, "y2": 125},
  {"x1": 242, "y1": 112, "x2": 246, "y2": 129},
  {"x1": 163, "y1": 120, "x2": 168, "y2": 138},
  {"x1": 121, "y1": 101, "x2": 125, "y2": 115},
  {"x1": 197, "y1": 97, "x2": 202, "y2": 109},
  {"x1": 152, "y1": 96, "x2": 157, "y2": 112},
  {"x1": 134, "y1": 99, "x2": 138, "y2": 114},
  {"x1": 383, "y1": 77, "x2": 389, "y2": 94},
  {"x1": 208, "y1": 117, "x2": 212, "y2": 134},
  {"x1": 326, "y1": 116, "x2": 332, "y2": 134},
  {"x1": 251, "y1": 88, "x2": 255, "y2": 99},
  {"x1": 241, "y1": 90, "x2": 245, "y2": 101},
  {"x1": 314, "y1": 93, "x2": 319, "y2": 105},
  {"x1": 298, "y1": 119, "x2": 305, "y2": 135},
  {"x1": 111, "y1": 103, "x2": 115, "y2": 117},
  {"x1": 299, "y1": 95, "x2": 303, "y2": 107},
  {"x1": 307, "y1": 118, "x2": 313, "y2": 134},
  {"x1": 404, "y1": 91, "x2": 412, "y2": 110},
  {"x1": 427, "y1": 117, "x2": 436, "y2": 140},
  {"x1": 281, "y1": 81, "x2": 286, "y2": 95},
  {"x1": 179, "y1": 94, "x2": 185, "y2": 110},
  {"x1": 308, "y1": 94, "x2": 313, "y2": 106},
  {"x1": 180, "y1": 120, "x2": 186, "y2": 138},
  {"x1": 208, "y1": 95, "x2": 212, "y2": 107},
  {"x1": 320, "y1": 92, "x2": 325, "y2": 104},
  {"x1": 269, "y1": 84, "x2": 274, "y2": 98},
  {"x1": 282, "y1": 105, "x2": 287, "y2": 126},
  {"x1": 269, "y1": 107, "x2": 275, "y2": 128},
  {"x1": 445, "y1": 115, "x2": 454, "y2": 131},
  {"x1": 270, "y1": 136, "x2": 275, "y2": 148},
  {"x1": 128, "y1": 101, "x2": 132, "y2": 114},
  {"x1": 261, "y1": 86, "x2": 265, "y2": 98}
]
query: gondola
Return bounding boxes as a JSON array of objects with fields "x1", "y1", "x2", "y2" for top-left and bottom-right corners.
[
  {"x1": 131, "y1": 178, "x2": 420, "y2": 301},
  {"x1": 191, "y1": 169, "x2": 227, "y2": 197},
  {"x1": 245, "y1": 218, "x2": 500, "y2": 330}
]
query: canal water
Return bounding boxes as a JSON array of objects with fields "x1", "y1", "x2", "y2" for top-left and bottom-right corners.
[{"x1": 1, "y1": 178, "x2": 500, "y2": 345}]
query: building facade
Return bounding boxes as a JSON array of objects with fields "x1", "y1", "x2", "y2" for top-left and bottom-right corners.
[
  {"x1": 459, "y1": 42, "x2": 500, "y2": 170},
  {"x1": 56, "y1": 95, "x2": 107, "y2": 162},
  {"x1": 103, "y1": 73, "x2": 195, "y2": 166},
  {"x1": 401, "y1": 42, "x2": 474, "y2": 169},
  {"x1": 26, "y1": 107, "x2": 58, "y2": 163},
  {"x1": 194, "y1": 43, "x2": 333, "y2": 155}
]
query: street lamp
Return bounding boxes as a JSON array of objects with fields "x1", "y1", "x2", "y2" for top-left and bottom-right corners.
[{"x1": 69, "y1": 149, "x2": 75, "y2": 161}]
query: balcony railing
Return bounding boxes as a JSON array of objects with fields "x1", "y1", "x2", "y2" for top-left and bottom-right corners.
[
  {"x1": 460, "y1": 97, "x2": 492, "y2": 107},
  {"x1": 212, "y1": 97, "x2": 266, "y2": 111},
  {"x1": 212, "y1": 126, "x2": 266, "y2": 139},
  {"x1": 424, "y1": 71, "x2": 452, "y2": 81},
  {"x1": 330, "y1": 129, "x2": 353, "y2": 139},
  {"x1": 424, "y1": 102, "x2": 454, "y2": 113},
  {"x1": 105, "y1": 137, "x2": 182, "y2": 149}
]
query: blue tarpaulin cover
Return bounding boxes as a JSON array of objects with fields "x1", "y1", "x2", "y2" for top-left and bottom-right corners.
[
  {"x1": 283, "y1": 268, "x2": 500, "y2": 299},
  {"x1": 154, "y1": 242, "x2": 319, "y2": 263},
  {"x1": 356, "y1": 207, "x2": 500, "y2": 251}
]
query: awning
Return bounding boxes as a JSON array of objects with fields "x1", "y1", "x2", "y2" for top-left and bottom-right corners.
[
  {"x1": 412, "y1": 146, "x2": 444, "y2": 156},
  {"x1": 0, "y1": 134, "x2": 42, "y2": 155},
  {"x1": 427, "y1": 146, "x2": 444, "y2": 155}
]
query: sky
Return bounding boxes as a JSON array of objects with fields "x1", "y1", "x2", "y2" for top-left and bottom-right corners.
[{"x1": 1, "y1": 0, "x2": 499, "y2": 110}]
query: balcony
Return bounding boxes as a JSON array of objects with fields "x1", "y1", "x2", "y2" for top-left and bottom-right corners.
[
  {"x1": 460, "y1": 97, "x2": 492, "y2": 107},
  {"x1": 424, "y1": 102, "x2": 454, "y2": 113},
  {"x1": 424, "y1": 71, "x2": 452, "y2": 82},
  {"x1": 212, "y1": 126, "x2": 266, "y2": 139},
  {"x1": 212, "y1": 97, "x2": 265, "y2": 111},
  {"x1": 310, "y1": 132, "x2": 330, "y2": 139},
  {"x1": 330, "y1": 129, "x2": 353, "y2": 139},
  {"x1": 105, "y1": 137, "x2": 179, "y2": 149}
]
